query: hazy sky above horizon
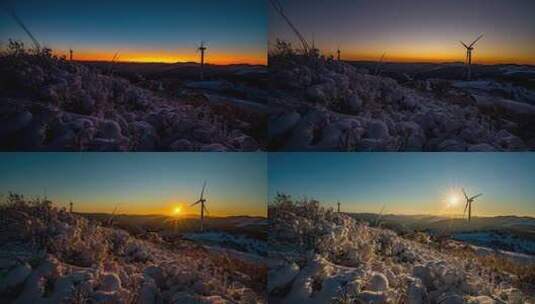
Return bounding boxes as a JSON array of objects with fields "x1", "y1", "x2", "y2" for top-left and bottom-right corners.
[
  {"x1": 0, "y1": 153, "x2": 267, "y2": 217},
  {"x1": 269, "y1": 0, "x2": 535, "y2": 64},
  {"x1": 269, "y1": 153, "x2": 535, "y2": 217},
  {"x1": 0, "y1": 0, "x2": 266, "y2": 64}
]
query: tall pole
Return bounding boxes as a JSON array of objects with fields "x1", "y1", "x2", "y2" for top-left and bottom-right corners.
[
  {"x1": 337, "y1": 201, "x2": 340, "y2": 213},
  {"x1": 467, "y1": 50, "x2": 472, "y2": 81},
  {"x1": 468, "y1": 202, "x2": 471, "y2": 223},
  {"x1": 200, "y1": 201, "x2": 204, "y2": 232},
  {"x1": 199, "y1": 43, "x2": 206, "y2": 81},
  {"x1": 69, "y1": 49, "x2": 73, "y2": 61},
  {"x1": 69, "y1": 201, "x2": 73, "y2": 213},
  {"x1": 337, "y1": 49, "x2": 341, "y2": 61}
]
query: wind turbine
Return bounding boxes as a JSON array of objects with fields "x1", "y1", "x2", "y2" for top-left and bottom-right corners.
[
  {"x1": 462, "y1": 188, "x2": 482, "y2": 223},
  {"x1": 191, "y1": 181, "x2": 208, "y2": 232},
  {"x1": 460, "y1": 34, "x2": 483, "y2": 81},
  {"x1": 69, "y1": 48, "x2": 73, "y2": 61},
  {"x1": 197, "y1": 41, "x2": 207, "y2": 80},
  {"x1": 336, "y1": 46, "x2": 341, "y2": 61},
  {"x1": 337, "y1": 200, "x2": 341, "y2": 213}
]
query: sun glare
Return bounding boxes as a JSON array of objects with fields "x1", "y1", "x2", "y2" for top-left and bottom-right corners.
[
  {"x1": 448, "y1": 195, "x2": 460, "y2": 207},
  {"x1": 173, "y1": 206, "x2": 182, "y2": 216}
]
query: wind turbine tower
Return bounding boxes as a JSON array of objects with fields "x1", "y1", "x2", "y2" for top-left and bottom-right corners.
[
  {"x1": 462, "y1": 188, "x2": 483, "y2": 223},
  {"x1": 337, "y1": 201, "x2": 341, "y2": 213},
  {"x1": 69, "y1": 49, "x2": 73, "y2": 61},
  {"x1": 337, "y1": 48, "x2": 341, "y2": 61},
  {"x1": 191, "y1": 181, "x2": 208, "y2": 232},
  {"x1": 197, "y1": 41, "x2": 207, "y2": 80},
  {"x1": 460, "y1": 35, "x2": 483, "y2": 81},
  {"x1": 69, "y1": 201, "x2": 73, "y2": 213}
]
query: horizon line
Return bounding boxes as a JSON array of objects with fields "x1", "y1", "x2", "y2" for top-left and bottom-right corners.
[{"x1": 76, "y1": 211, "x2": 267, "y2": 218}]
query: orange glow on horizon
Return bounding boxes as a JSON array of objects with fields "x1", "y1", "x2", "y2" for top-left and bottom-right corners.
[
  {"x1": 339, "y1": 53, "x2": 535, "y2": 65},
  {"x1": 60, "y1": 200, "x2": 266, "y2": 218},
  {"x1": 54, "y1": 50, "x2": 267, "y2": 65}
]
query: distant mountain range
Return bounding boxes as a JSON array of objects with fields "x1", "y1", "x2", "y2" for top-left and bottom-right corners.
[
  {"x1": 348, "y1": 213, "x2": 535, "y2": 235},
  {"x1": 80, "y1": 212, "x2": 267, "y2": 239},
  {"x1": 348, "y1": 212, "x2": 535, "y2": 254}
]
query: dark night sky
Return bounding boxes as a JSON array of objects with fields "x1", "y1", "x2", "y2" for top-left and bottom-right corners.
[
  {"x1": 1, "y1": 0, "x2": 267, "y2": 64},
  {"x1": 269, "y1": 0, "x2": 535, "y2": 64}
]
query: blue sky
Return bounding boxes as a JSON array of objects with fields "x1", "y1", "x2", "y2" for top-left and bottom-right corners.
[
  {"x1": 269, "y1": 153, "x2": 535, "y2": 217},
  {"x1": 0, "y1": 153, "x2": 267, "y2": 216},
  {"x1": 0, "y1": 0, "x2": 267, "y2": 63}
]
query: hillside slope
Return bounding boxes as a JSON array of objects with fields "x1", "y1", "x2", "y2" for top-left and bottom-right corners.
[
  {"x1": 0, "y1": 46, "x2": 263, "y2": 151},
  {"x1": 268, "y1": 194, "x2": 534, "y2": 303},
  {"x1": 269, "y1": 49, "x2": 535, "y2": 151},
  {"x1": 0, "y1": 194, "x2": 265, "y2": 303}
]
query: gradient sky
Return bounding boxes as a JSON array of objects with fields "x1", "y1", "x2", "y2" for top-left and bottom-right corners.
[
  {"x1": 269, "y1": 153, "x2": 535, "y2": 217},
  {"x1": 0, "y1": 0, "x2": 266, "y2": 64},
  {"x1": 269, "y1": 0, "x2": 535, "y2": 64},
  {"x1": 0, "y1": 153, "x2": 267, "y2": 217}
]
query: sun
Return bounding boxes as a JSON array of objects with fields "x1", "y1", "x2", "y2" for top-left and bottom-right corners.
[
  {"x1": 173, "y1": 205, "x2": 182, "y2": 216},
  {"x1": 448, "y1": 195, "x2": 460, "y2": 207}
]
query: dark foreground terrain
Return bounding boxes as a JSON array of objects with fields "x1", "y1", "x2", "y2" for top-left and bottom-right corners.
[
  {"x1": 0, "y1": 45, "x2": 268, "y2": 151},
  {"x1": 268, "y1": 44, "x2": 535, "y2": 151}
]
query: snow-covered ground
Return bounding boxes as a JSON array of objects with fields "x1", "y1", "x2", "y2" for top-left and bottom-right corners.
[
  {"x1": 0, "y1": 195, "x2": 266, "y2": 303},
  {"x1": 0, "y1": 48, "x2": 264, "y2": 151},
  {"x1": 268, "y1": 195, "x2": 534, "y2": 303},
  {"x1": 468, "y1": 245, "x2": 535, "y2": 265},
  {"x1": 269, "y1": 52, "x2": 535, "y2": 151},
  {"x1": 454, "y1": 231, "x2": 535, "y2": 255},
  {"x1": 184, "y1": 232, "x2": 267, "y2": 257}
]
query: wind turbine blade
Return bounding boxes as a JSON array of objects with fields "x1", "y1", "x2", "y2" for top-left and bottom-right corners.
[
  {"x1": 200, "y1": 181, "x2": 207, "y2": 200},
  {"x1": 470, "y1": 193, "x2": 483, "y2": 200},
  {"x1": 463, "y1": 202, "x2": 469, "y2": 216},
  {"x1": 470, "y1": 34, "x2": 484, "y2": 48},
  {"x1": 462, "y1": 188, "x2": 468, "y2": 201},
  {"x1": 460, "y1": 41, "x2": 469, "y2": 49},
  {"x1": 190, "y1": 200, "x2": 201, "y2": 207}
]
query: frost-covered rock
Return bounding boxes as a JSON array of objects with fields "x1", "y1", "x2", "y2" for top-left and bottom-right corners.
[
  {"x1": 269, "y1": 53, "x2": 534, "y2": 151},
  {"x1": 0, "y1": 52, "x2": 266, "y2": 151},
  {"x1": 365, "y1": 272, "x2": 389, "y2": 292},
  {"x1": 99, "y1": 272, "x2": 121, "y2": 292},
  {"x1": 0, "y1": 263, "x2": 32, "y2": 293}
]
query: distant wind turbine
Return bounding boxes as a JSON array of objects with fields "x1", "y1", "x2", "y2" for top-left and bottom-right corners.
[
  {"x1": 191, "y1": 181, "x2": 209, "y2": 232},
  {"x1": 337, "y1": 200, "x2": 341, "y2": 213},
  {"x1": 197, "y1": 41, "x2": 207, "y2": 80},
  {"x1": 460, "y1": 34, "x2": 483, "y2": 81},
  {"x1": 462, "y1": 188, "x2": 482, "y2": 223},
  {"x1": 336, "y1": 46, "x2": 341, "y2": 61}
]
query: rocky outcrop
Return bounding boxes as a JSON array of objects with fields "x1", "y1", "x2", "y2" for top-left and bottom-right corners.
[
  {"x1": 269, "y1": 55, "x2": 535, "y2": 151},
  {"x1": 268, "y1": 196, "x2": 531, "y2": 303},
  {"x1": 0, "y1": 53, "x2": 263, "y2": 151}
]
